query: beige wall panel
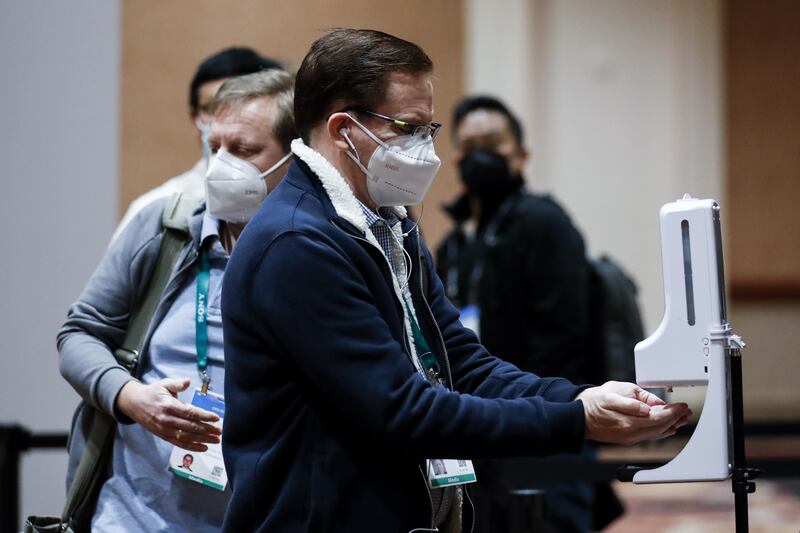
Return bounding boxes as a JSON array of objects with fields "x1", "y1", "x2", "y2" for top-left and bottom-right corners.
[
  {"x1": 122, "y1": 0, "x2": 464, "y2": 249},
  {"x1": 730, "y1": 302, "x2": 800, "y2": 421},
  {"x1": 726, "y1": 0, "x2": 800, "y2": 297}
]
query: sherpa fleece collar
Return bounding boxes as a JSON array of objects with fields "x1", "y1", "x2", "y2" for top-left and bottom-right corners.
[
  {"x1": 290, "y1": 138, "x2": 424, "y2": 376},
  {"x1": 290, "y1": 138, "x2": 407, "y2": 233}
]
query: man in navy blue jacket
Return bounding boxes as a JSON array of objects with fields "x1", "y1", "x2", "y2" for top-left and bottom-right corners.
[{"x1": 221, "y1": 29, "x2": 690, "y2": 533}]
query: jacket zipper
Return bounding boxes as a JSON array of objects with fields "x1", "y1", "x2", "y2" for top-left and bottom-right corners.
[
  {"x1": 334, "y1": 222, "x2": 417, "y2": 373},
  {"x1": 416, "y1": 230, "x2": 478, "y2": 531},
  {"x1": 333, "y1": 220, "x2": 436, "y2": 530},
  {"x1": 414, "y1": 232, "x2": 454, "y2": 390}
]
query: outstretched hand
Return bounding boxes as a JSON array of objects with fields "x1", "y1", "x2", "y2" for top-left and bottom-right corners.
[
  {"x1": 577, "y1": 381, "x2": 691, "y2": 445},
  {"x1": 115, "y1": 378, "x2": 222, "y2": 452}
]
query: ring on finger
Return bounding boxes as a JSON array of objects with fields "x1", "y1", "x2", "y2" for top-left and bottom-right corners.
[{"x1": 176, "y1": 429, "x2": 183, "y2": 441}]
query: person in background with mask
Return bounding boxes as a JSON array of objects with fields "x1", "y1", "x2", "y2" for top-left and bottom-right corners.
[
  {"x1": 221, "y1": 29, "x2": 689, "y2": 533},
  {"x1": 110, "y1": 47, "x2": 283, "y2": 242},
  {"x1": 57, "y1": 69, "x2": 295, "y2": 532},
  {"x1": 434, "y1": 95, "x2": 599, "y2": 532}
]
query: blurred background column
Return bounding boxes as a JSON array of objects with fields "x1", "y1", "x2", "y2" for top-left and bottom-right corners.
[{"x1": 0, "y1": 0, "x2": 121, "y2": 522}]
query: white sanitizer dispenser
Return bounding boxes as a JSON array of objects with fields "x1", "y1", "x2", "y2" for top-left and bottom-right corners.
[{"x1": 632, "y1": 194, "x2": 743, "y2": 483}]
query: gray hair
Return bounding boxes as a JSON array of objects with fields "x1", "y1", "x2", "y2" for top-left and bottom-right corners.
[{"x1": 211, "y1": 69, "x2": 296, "y2": 151}]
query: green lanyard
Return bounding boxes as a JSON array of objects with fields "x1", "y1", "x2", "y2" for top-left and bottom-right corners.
[
  {"x1": 402, "y1": 294, "x2": 441, "y2": 384},
  {"x1": 196, "y1": 246, "x2": 211, "y2": 394}
]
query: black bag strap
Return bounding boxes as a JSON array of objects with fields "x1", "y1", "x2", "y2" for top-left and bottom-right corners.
[
  {"x1": 112, "y1": 193, "x2": 196, "y2": 370},
  {"x1": 61, "y1": 193, "x2": 196, "y2": 527},
  {"x1": 60, "y1": 409, "x2": 115, "y2": 528}
]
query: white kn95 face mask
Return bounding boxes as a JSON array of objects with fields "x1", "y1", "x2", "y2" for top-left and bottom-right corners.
[
  {"x1": 204, "y1": 148, "x2": 291, "y2": 223},
  {"x1": 341, "y1": 114, "x2": 441, "y2": 207}
]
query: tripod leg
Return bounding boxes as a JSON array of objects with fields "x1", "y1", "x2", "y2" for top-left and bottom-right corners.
[
  {"x1": 729, "y1": 348, "x2": 756, "y2": 533},
  {"x1": 734, "y1": 492, "x2": 749, "y2": 532}
]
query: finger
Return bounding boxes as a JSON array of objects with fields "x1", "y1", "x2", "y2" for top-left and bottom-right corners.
[
  {"x1": 635, "y1": 419, "x2": 679, "y2": 441},
  {"x1": 626, "y1": 405, "x2": 692, "y2": 442},
  {"x1": 654, "y1": 426, "x2": 678, "y2": 440},
  {"x1": 161, "y1": 422, "x2": 220, "y2": 445},
  {"x1": 655, "y1": 412, "x2": 691, "y2": 439},
  {"x1": 160, "y1": 378, "x2": 191, "y2": 396},
  {"x1": 670, "y1": 413, "x2": 691, "y2": 431},
  {"x1": 169, "y1": 416, "x2": 222, "y2": 437},
  {"x1": 604, "y1": 381, "x2": 636, "y2": 398},
  {"x1": 604, "y1": 393, "x2": 651, "y2": 417},
  {"x1": 172, "y1": 401, "x2": 221, "y2": 423},
  {"x1": 164, "y1": 435, "x2": 209, "y2": 453},
  {"x1": 651, "y1": 402, "x2": 689, "y2": 417},
  {"x1": 638, "y1": 403, "x2": 689, "y2": 430},
  {"x1": 165, "y1": 425, "x2": 221, "y2": 445},
  {"x1": 655, "y1": 423, "x2": 681, "y2": 439},
  {"x1": 621, "y1": 406, "x2": 681, "y2": 437},
  {"x1": 636, "y1": 388, "x2": 666, "y2": 407}
]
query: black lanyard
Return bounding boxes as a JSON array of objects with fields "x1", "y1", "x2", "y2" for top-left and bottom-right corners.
[{"x1": 446, "y1": 194, "x2": 520, "y2": 305}]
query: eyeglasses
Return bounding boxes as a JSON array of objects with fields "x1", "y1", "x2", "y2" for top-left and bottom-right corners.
[{"x1": 346, "y1": 108, "x2": 442, "y2": 140}]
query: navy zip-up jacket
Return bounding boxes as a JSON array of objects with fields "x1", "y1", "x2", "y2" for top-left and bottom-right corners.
[{"x1": 221, "y1": 143, "x2": 588, "y2": 532}]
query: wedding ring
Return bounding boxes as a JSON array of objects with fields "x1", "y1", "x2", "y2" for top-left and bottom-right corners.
[{"x1": 176, "y1": 429, "x2": 183, "y2": 441}]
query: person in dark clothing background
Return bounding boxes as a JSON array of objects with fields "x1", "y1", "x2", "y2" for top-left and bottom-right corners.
[
  {"x1": 435, "y1": 95, "x2": 606, "y2": 532},
  {"x1": 436, "y1": 95, "x2": 590, "y2": 384}
]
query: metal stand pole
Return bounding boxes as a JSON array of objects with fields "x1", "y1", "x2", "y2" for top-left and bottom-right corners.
[
  {"x1": 728, "y1": 347, "x2": 760, "y2": 533},
  {"x1": 0, "y1": 426, "x2": 69, "y2": 533},
  {"x1": 0, "y1": 426, "x2": 25, "y2": 533},
  {"x1": 507, "y1": 489, "x2": 553, "y2": 533}
]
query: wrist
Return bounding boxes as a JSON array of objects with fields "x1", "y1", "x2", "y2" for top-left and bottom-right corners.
[
  {"x1": 575, "y1": 386, "x2": 594, "y2": 403},
  {"x1": 115, "y1": 379, "x2": 142, "y2": 419},
  {"x1": 575, "y1": 390, "x2": 596, "y2": 441}
]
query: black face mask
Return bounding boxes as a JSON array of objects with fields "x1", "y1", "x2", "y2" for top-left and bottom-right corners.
[{"x1": 458, "y1": 148, "x2": 514, "y2": 197}]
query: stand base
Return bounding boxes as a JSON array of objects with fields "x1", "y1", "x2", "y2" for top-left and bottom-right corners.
[{"x1": 617, "y1": 464, "x2": 664, "y2": 482}]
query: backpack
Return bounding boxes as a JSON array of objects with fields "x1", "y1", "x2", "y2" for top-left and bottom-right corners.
[{"x1": 587, "y1": 255, "x2": 646, "y2": 384}]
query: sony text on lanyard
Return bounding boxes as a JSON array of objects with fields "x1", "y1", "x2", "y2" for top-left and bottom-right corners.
[{"x1": 196, "y1": 246, "x2": 212, "y2": 394}]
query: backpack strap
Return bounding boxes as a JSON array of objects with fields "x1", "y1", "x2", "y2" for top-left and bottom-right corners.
[
  {"x1": 162, "y1": 191, "x2": 197, "y2": 233},
  {"x1": 113, "y1": 193, "x2": 197, "y2": 370},
  {"x1": 61, "y1": 193, "x2": 197, "y2": 528}
]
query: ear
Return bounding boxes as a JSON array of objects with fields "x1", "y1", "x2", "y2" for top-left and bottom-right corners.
[
  {"x1": 326, "y1": 112, "x2": 353, "y2": 153},
  {"x1": 188, "y1": 107, "x2": 199, "y2": 130}
]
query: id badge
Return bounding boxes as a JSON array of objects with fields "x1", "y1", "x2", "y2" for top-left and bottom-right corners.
[
  {"x1": 426, "y1": 459, "x2": 478, "y2": 488},
  {"x1": 168, "y1": 389, "x2": 227, "y2": 491},
  {"x1": 459, "y1": 305, "x2": 481, "y2": 339}
]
